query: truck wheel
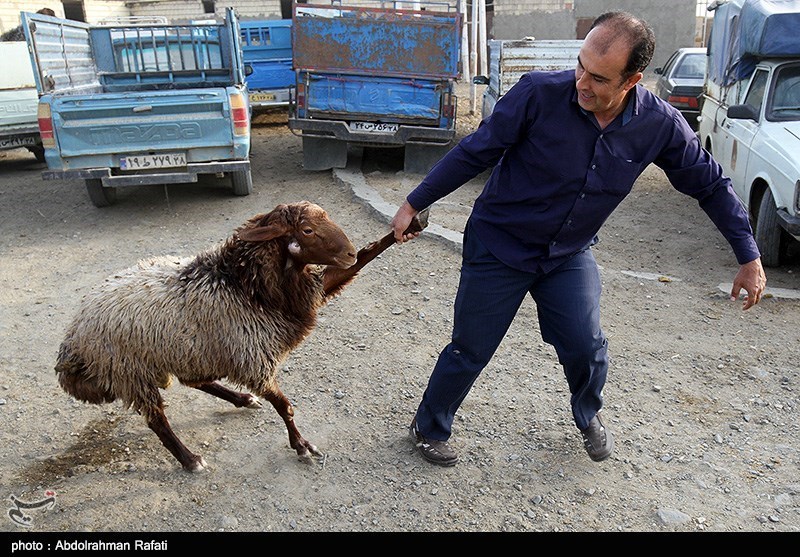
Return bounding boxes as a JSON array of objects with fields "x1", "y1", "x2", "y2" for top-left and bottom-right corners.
[
  {"x1": 755, "y1": 188, "x2": 786, "y2": 267},
  {"x1": 28, "y1": 145, "x2": 45, "y2": 163},
  {"x1": 85, "y1": 179, "x2": 117, "y2": 207},
  {"x1": 231, "y1": 170, "x2": 253, "y2": 196}
]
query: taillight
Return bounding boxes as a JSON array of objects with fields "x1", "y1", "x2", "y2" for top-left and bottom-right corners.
[
  {"x1": 229, "y1": 91, "x2": 249, "y2": 136},
  {"x1": 667, "y1": 95, "x2": 699, "y2": 109},
  {"x1": 37, "y1": 102, "x2": 55, "y2": 148},
  {"x1": 442, "y1": 91, "x2": 455, "y2": 119},
  {"x1": 296, "y1": 82, "x2": 306, "y2": 110}
]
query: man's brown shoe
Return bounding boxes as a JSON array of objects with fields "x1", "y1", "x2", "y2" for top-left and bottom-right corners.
[
  {"x1": 409, "y1": 418, "x2": 458, "y2": 467},
  {"x1": 581, "y1": 414, "x2": 614, "y2": 462}
]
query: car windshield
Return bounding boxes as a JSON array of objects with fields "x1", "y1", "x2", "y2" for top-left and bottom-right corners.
[
  {"x1": 673, "y1": 53, "x2": 705, "y2": 79},
  {"x1": 770, "y1": 64, "x2": 800, "y2": 120}
]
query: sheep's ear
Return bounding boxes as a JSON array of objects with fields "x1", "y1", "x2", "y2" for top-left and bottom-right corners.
[
  {"x1": 237, "y1": 207, "x2": 290, "y2": 242},
  {"x1": 237, "y1": 222, "x2": 288, "y2": 242}
]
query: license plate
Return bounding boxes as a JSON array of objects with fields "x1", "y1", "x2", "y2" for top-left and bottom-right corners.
[
  {"x1": 0, "y1": 136, "x2": 37, "y2": 149},
  {"x1": 250, "y1": 92, "x2": 276, "y2": 102},
  {"x1": 348, "y1": 121, "x2": 399, "y2": 134},
  {"x1": 120, "y1": 152, "x2": 187, "y2": 171}
]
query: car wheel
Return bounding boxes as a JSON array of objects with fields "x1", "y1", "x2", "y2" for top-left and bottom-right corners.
[
  {"x1": 754, "y1": 188, "x2": 786, "y2": 267},
  {"x1": 85, "y1": 179, "x2": 117, "y2": 207}
]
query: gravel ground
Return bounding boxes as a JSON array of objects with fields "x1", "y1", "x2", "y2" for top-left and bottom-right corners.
[{"x1": 0, "y1": 81, "x2": 799, "y2": 537}]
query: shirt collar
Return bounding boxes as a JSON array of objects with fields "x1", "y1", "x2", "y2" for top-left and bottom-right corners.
[{"x1": 573, "y1": 84, "x2": 641, "y2": 127}]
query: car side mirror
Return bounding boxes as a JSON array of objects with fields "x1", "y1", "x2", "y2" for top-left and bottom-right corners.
[
  {"x1": 727, "y1": 104, "x2": 758, "y2": 121},
  {"x1": 654, "y1": 67, "x2": 663, "y2": 75},
  {"x1": 472, "y1": 75, "x2": 489, "y2": 85},
  {"x1": 244, "y1": 64, "x2": 254, "y2": 77}
]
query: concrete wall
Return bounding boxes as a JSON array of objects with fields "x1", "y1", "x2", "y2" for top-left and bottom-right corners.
[
  {"x1": 126, "y1": 0, "x2": 284, "y2": 23},
  {"x1": 1, "y1": 1, "x2": 63, "y2": 34},
  {"x1": 2, "y1": 0, "x2": 699, "y2": 77},
  {"x1": 492, "y1": 0, "x2": 698, "y2": 77},
  {"x1": 1, "y1": 0, "x2": 286, "y2": 30}
]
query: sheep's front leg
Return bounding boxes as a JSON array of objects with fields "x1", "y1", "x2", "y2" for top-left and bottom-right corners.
[
  {"x1": 322, "y1": 207, "x2": 429, "y2": 297},
  {"x1": 261, "y1": 389, "x2": 322, "y2": 460},
  {"x1": 143, "y1": 401, "x2": 207, "y2": 472}
]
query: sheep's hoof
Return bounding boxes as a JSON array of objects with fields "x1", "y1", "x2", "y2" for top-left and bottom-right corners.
[
  {"x1": 295, "y1": 441, "x2": 323, "y2": 461},
  {"x1": 183, "y1": 456, "x2": 208, "y2": 473},
  {"x1": 244, "y1": 395, "x2": 262, "y2": 409}
]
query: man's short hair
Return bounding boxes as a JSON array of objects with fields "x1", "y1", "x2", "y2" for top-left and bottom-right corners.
[{"x1": 590, "y1": 11, "x2": 655, "y2": 78}]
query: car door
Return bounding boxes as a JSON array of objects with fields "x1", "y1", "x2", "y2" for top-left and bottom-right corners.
[{"x1": 725, "y1": 68, "x2": 769, "y2": 202}]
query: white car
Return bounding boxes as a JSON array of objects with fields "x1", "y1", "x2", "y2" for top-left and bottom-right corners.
[{"x1": 699, "y1": 59, "x2": 800, "y2": 266}]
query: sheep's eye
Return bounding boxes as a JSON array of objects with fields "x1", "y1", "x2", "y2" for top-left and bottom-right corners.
[{"x1": 302, "y1": 227, "x2": 313, "y2": 236}]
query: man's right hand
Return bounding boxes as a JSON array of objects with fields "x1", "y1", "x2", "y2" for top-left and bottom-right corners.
[{"x1": 390, "y1": 200, "x2": 420, "y2": 243}]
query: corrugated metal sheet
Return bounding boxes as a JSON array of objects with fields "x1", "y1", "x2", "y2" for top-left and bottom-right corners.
[
  {"x1": 489, "y1": 39, "x2": 582, "y2": 97},
  {"x1": 21, "y1": 12, "x2": 100, "y2": 95}
]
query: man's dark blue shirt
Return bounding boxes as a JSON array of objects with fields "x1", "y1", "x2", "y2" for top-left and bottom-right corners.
[{"x1": 406, "y1": 70, "x2": 760, "y2": 273}]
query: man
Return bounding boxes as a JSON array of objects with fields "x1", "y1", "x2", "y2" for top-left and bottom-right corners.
[{"x1": 389, "y1": 12, "x2": 767, "y2": 467}]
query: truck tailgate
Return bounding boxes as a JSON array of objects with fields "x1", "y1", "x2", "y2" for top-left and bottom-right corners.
[
  {"x1": 293, "y1": 4, "x2": 460, "y2": 79},
  {"x1": 47, "y1": 88, "x2": 243, "y2": 161},
  {"x1": 305, "y1": 74, "x2": 443, "y2": 122},
  {"x1": 0, "y1": 89, "x2": 39, "y2": 130}
]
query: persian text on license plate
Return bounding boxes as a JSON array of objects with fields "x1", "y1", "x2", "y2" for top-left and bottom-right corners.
[
  {"x1": 250, "y1": 92, "x2": 276, "y2": 102},
  {"x1": 120, "y1": 153, "x2": 187, "y2": 171},
  {"x1": 348, "y1": 121, "x2": 399, "y2": 134},
  {"x1": 0, "y1": 136, "x2": 37, "y2": 149}
]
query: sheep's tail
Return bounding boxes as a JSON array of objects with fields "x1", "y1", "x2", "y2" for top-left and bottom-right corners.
[{"x1": 55, "y1": 341, "x2": 116, "y2": 405}]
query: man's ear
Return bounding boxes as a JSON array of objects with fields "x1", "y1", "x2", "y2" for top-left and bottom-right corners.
[{"x1": 624, "y1": 71, "x2": 643, "y2": 92}]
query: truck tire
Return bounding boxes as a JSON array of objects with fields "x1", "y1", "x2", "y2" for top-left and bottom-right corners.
[
  {"x1": 28, "y1": 145, "x2": 45, "y2": 163},
  {"x1": 231, "y1": 169, "x2": 253, "y2": 196},
  {"x1": 755, "y1": 188, "x2": 785, "y2": 267},
  {"x1": 85, "y1": 179, "x2": 117, "y2": 207}
]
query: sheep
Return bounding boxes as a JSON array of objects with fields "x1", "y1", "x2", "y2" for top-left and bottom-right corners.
[{"x1": 55, "y1": 201, "x2": 429, "y2": 472}]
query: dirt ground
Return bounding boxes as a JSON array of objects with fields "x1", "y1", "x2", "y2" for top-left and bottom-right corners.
[{"x1": 1, "y1": 81, "x2": 799, "y2": 536}]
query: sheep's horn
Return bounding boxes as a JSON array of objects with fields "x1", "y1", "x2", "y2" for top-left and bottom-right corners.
[{"x1": 408, "y1": 206, "x2": 430, "y2": 234}]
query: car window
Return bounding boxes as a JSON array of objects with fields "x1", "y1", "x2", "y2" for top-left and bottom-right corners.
[
  {"x1": 743, "y1": 69, "x2": 769, "y2": 118},
  {"x1": 769, "y1": 64, "x2": 800, "y2": 120},
  {"x1": 660, "y1": 51, "x2": 680, "y2": 75},
  {"x1": 673, "y1": 53, "x2": 705, "y2": 79}
]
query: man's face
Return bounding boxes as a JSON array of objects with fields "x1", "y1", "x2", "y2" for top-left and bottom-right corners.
[{"x1": 574, "y1": 27, "x2": 641, "y2": 123}]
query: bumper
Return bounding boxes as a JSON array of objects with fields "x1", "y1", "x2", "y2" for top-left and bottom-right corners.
[
  {"x1": 288, "y1": 118, "x2": 455, "y2": 147},
  {"x1": 42, "y1": 160, "x2": 250, "y2": 187},
  {"x1": 777, "y1": 208, "x2": 800, "y2": 237}
]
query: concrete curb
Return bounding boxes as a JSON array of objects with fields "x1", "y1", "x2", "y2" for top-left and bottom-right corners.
[{"x1": 332, "y1": 150, "x2": 464, "y2": 251}]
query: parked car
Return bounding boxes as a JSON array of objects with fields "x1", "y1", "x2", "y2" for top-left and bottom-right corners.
[{"x1": 654, "y1": 47, "x2": 707, "y2": 131}]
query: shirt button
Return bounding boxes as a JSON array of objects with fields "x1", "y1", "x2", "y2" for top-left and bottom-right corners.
[{"x1": 591, "y1": 164, "x2": 596, "y2": 169}]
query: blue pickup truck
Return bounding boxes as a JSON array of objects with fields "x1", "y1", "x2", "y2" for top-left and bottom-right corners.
[
  {"x1": 240, "y1": 18, "x2": 293, "y2": 111},
  {"x1": 288, "y1": 2, "x2": 462, "y2": 174},
  {"x1": 21, "y1": 8, "x2": 252, "y2": 207}
]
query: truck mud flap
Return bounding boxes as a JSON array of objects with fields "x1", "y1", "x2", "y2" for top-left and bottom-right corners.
[
  {"x1": 404, "y1": 142, "x2": 451, "y2": 175},
  {"x1": 302, "y1": 136, "x2": 347, "y2": 171}
]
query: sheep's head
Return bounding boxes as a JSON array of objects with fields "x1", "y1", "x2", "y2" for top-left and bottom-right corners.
[{"x1": 236, "y1": 202, "x2": 357, "y2": 268}]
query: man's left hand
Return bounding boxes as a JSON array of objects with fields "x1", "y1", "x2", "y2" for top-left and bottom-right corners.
[{"x1": 730, "y1": 258, "x2": 767, "y2": 310}]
